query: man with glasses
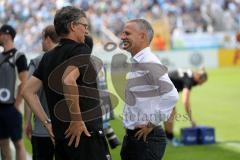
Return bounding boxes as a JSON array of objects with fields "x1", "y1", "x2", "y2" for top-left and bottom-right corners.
[
  {"x1": 76, "y1": 22, "x2": 88, "y2": 30},
  {"x1": 23, "y1": 6, "x2": 110, "y2": 160}
]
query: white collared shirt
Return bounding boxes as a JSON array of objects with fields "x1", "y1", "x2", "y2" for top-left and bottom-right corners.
[{"x1": 123, "y1": 47, "x2": 179, "y2": 130}]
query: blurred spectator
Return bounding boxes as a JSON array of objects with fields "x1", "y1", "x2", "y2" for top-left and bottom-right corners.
[
  {"x1": 0, "y1": 0, "x2": 240, "y2": 53},
  {"x1": 234, "y1": 32, "x2": 240, "y2": 64},
  {"x1": 152, "y1": 34, "x2": 166, "y2": 50}
]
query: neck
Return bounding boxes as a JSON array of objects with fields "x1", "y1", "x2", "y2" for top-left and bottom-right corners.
[
  {"x1": 131, "y1": 45, "x2": 149, "y2": 57},
  {"x1": 62, "y1": 33, "x2": 81, "y2": 43},
  {"x1": 49, "y1": 42, "x2": 58, "y2": 50},
  {"x1": 3, "y1": 41, "x2": 14, "y2": 53}
]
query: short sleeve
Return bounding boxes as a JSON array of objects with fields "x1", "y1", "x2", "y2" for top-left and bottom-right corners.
[
  {"x1": 15, "y1": 54, "x2": 28, "y2": 73},
  {"x1": 66, "y1": 44, "x2": 92, "y2": 72},
  {"x1": 68, "y1": 43, "x2": 91, "y2": 59},
  {"x1": 33, "y1": 55, "x2": 45, "y2": 81},
  {"x1": 182, "y1": 75, "x2": 193, "y2": 90},
  {"x1": 28, "y1": 60, "x2": 36, "y2": 78}
]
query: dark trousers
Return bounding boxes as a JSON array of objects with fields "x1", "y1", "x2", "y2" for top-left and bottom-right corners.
[
  {"x1": 121, "y1": 126, "x2": 166, "y2": 160},
  {"x1": 0, "y1": 105, "x2": 22, "y2": 142},
  {"x1": 31, "y1": 136, "x2": 54, "y2": 160},
  {"x1": 54, "y1": 130, "x2": 111, "y2": 160}
]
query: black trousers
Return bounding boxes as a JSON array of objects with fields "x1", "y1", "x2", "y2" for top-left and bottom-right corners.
[
  {"x1": 0, "y1": 105, "x2": 22, "y2": 142},
  {"x1": 54, "y1": 130, "x2": 111, "y2": 160},
  {"x1": 121, "y1": 126, "x2": 166, "y2": 160},
  {"x1": 31, "y1": 136, "x2": 54, "y2": 160}
]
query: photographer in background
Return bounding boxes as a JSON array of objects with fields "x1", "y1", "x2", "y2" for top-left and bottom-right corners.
[{"x1": 85, "y1": 36, "x2": 120, "y2": 149}]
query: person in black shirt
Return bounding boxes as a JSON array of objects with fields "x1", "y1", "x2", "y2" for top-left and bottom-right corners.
[
  {"x1": 0, "y1": 24, "x2": 27, "y2": 160},
  {"x1": 164, "y1": 68, "x2": 208, "y2": 144},
  {"x1": 23, "y1": 6, "x2": 110, "y2": 160},
  {"x1": 24, "y1": 25, "x2": 59, "y2": 160}
]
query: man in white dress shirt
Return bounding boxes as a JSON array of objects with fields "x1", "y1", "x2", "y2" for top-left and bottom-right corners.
[{"x1": 120, "y1": 19, "x2": 179, "y2": 160}]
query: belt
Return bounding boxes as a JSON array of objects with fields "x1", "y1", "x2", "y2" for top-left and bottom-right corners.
[
  {"x1": 126, "y1": 126, "x2": 163, "y2": 137},
  {"x1": 88, "y1": 129, "x2": 104, "y2": 137},
  {"x1": 126, "y1": 128, "x2": 141, "y2": 136}
]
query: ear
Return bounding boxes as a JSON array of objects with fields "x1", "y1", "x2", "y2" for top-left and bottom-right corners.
[
  {"x1": 140, "y1": 32, "x2": 146, "y2": 41},
  {"x1": 45, "y1": 36, "x2": 51, "y2": 43},
  {"x1": 69, "y1": 22, "x2": 76, "y2": 32}
]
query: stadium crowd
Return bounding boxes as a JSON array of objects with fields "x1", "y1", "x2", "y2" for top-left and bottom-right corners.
[{"x1": 0, "y1": 0, "x2": 240, "y2": 52}]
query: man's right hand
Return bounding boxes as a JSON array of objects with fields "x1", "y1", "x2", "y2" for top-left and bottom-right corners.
[
  {"x1": 64, "y1": 121, "x2": 91, "y2": 148},
  {"x1": 44, "y1": 123, "x2": 55, "y2": 145},
  {"x1": 24, "y1": 123, "x2": 32, "y2": 140}
]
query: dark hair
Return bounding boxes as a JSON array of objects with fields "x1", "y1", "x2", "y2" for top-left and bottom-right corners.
[
  {"x1": 43, "y1": 25, "x2": 59, "y2": 43},
  {"x1": 85, "y1": 35, "x2": 93, "y2": 52},
  {"x1": 0, "y1": 24, "x2": 16, "y2": 40},
  {"x1": 54, "y1": 6, "x2": 86, "y2": 36},
  {"x1": 199, "y1": 72, "x2": 208, "y2": 82},
  {"x1": 195, "y1": 68, "x2": 208, "y2": 83}
]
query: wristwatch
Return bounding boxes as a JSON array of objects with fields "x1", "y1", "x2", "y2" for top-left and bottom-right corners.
[{"x1": 43, "y1": 118, "x2": 51, "y2": 127}]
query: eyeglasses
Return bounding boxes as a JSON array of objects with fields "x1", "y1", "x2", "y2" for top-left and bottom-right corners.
[{"x1": 74, "y1": 21, "x2": 88, "y2": 30}]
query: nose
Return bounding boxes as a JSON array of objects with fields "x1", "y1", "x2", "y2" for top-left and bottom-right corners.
[{"x1": 85, "y1": 30, "x2": 89, "y2": 35}]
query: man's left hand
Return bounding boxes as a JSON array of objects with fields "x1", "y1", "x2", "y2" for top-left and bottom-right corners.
[{"x1": 134, "y1": 123, "x2": 155, "y2": 142}]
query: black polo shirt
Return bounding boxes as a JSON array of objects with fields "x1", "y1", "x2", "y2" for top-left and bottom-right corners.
[
  {"x1": 33, "y1": 39, "x2": 102, "y2": 140},
  {"x1": 168, "y1": 69, "x2": 197, "y2": 92}
]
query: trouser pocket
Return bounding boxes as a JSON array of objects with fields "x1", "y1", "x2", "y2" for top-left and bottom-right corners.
[{"x1": 146, "y1": 137, "x2": 166, "y2": 160}]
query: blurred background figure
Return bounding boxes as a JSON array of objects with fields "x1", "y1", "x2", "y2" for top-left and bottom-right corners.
[
  {"x1": 234, "y1": 32, "x2": 240, "y2": 64},
  {"x1": 165, "y1": 67, "x2": 208, "y2": 146},
  {"x1": 85, "y1": 35, "x2": 120, "y2": 149},
  {"x1": 0, "y1": 24, "x2": 27, "y2": 160},
  {"x1": 24, "y1": 25, "x2": 59, "y2": 160},
  {"x1": 99, "y1": 65, "x2": 121, "y2": 149},
  {"x1": 1, "y1": 0, "x2": 240, "y2": 53}
]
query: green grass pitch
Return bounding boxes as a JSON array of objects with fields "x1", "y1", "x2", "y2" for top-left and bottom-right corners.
[
  {"x1": 24, "y1": 66, "x2": 240, "y2": 160},
  {"x1": 108, "y1": 66, "x2": 240, "y2": 160}
]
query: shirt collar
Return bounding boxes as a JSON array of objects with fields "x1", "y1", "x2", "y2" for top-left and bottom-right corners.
[{"x1": 132, "y1": 47, "x2": 151, "y2": 63}]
